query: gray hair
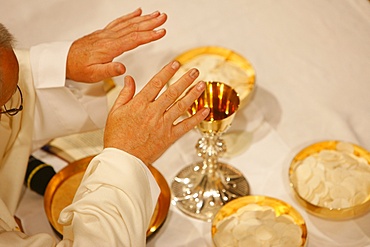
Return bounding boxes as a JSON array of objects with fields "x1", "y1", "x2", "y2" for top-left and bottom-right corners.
[{"x1": 0, "y1": 23, "x2": 15, "y2": 48}]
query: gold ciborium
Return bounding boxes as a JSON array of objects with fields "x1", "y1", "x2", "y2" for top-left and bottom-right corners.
[{"x1": 171, "y1": 81, "x2": 250, "y2": 221}]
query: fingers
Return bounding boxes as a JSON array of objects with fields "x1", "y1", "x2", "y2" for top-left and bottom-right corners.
[
  {"x1": 110, "y1": 11, "x2": 167, "y2": 34},
  {"x1": 172, "y1": 107, "x2": 210, "y2": 137},
  {"x1": 110, "y1": 76, "x2": 136, "y2": 112},
  {"x1": 118, "y1": 13, "x2": 167, "y2": 35},
  {"x1": 137, "y1": 59, "x2": 201, "y2": 114},
  {"x1": 105, "y1": 9, "x2": 167, "y2": 39},
  {"x1": 104, "y1": 10, "x2": 167, "y2": 52},
  {"x1": 88, "y1": 62, "x2": 126, "y2": 82},
  {"x1": 104, "y1": 8, "x2": 143, "y2": 30},
  {"x1": 136, "y1": 60, "x2": 181, "y2": 102},
  {"x1": 164, "y1": 81, "x2": 207, "y2": 123},
  {"x1": 155, "y1": 68, "x2": 200, "y2": 112},
  {"x1": 113, "y1": 28, "x2": 166, "y2": 53}
]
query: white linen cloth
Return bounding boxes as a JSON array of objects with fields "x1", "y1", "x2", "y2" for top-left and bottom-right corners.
[{"x1": 3, "y1": 0, "x2": 370, "y2": 246}]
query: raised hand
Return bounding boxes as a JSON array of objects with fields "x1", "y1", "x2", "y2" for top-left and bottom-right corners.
[
  {"x1": 66, "y1": 8, "x2": 167, "y2": 82},
  {"x1": 104, "y1": 60, "x2": 210, "y2": 165}
]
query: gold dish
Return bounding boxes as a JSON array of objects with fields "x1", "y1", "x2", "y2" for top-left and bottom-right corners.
[
  {"x1": 44, "y1": 156, "x2": 171, "y2": 237},
  {"x1": 289, "y1": 140, "x2": 370, "y2": 220},
  {"x1": 212, "y1": 195, "x2": 307, "y2": 247},
  {"x1": 168, "y1": 46, "x2": 256, "y2": 107}
]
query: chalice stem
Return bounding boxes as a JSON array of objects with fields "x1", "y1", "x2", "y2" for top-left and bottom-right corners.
[{"x1": 197, "y1": 133, "x2": 226, "y2": 177}]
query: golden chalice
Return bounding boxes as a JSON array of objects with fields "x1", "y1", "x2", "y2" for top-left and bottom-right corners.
[{"x1": 171, "y1": 81, "x2": 250, "y2": 221}]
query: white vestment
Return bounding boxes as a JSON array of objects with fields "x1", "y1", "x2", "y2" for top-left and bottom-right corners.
[{"x1": 0, "y1": 43, "x2": 159, "y2": 247}]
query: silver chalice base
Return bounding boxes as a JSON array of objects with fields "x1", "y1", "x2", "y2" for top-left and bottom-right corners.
[{"x1": 171, "y1": 161, "x2": 250, "y2": 222}]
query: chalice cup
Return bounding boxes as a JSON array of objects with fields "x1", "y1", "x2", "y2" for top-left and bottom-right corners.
[{"x1": 171, "y1": 81, "x2": 250, "y2": 221}]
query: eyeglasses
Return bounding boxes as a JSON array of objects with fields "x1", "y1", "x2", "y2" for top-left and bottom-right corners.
[{"x1": 0, "y1": 85, "x2": 23, "y2": 116}]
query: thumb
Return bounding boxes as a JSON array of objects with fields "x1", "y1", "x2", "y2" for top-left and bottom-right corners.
[
  {"x1": 110, "y1": 76, "x2": 136, "y2": 112},
  {"x1": 90, "y1": 62, "x2": 126, "y2": 82}
]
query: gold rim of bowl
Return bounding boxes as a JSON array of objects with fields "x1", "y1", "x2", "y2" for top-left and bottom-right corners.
[
  {"x1": 289, "y1": 140, "x2": 370, "y2": 220},
  {"x1": 211, "y1": 195, "x2": 308, "y2": 247},
  {"x1": 169, "y1": 46, "x2": 256, "y2": 107}
]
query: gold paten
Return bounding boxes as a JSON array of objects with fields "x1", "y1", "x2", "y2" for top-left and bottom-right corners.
[
  {"x1": 44, "y1": 156, "x2": 170, "y2": 238},
  {"x1": 289, "y1": 140, "x2": 370, "y2": 220},
  {"x1": 211, "y1": 195, "x2": 308, "y2": 247},
  {"x1": 168, "y1": 46, "x2": 255, "y2": 108}
]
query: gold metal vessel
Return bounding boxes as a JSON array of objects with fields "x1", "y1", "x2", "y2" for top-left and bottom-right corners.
[
  {"x1": 44, "y1": 156, "x2": 170, "y2": 237},
  {"x1": 189, "y1": 81, "x2": 240, "y2": 134},
  {"x1": 171, "y1": 81, "x2": 249, "y2": 221},
  {"x1": 211, "y1": 195, "x2": 308, "y2": 247},
  {"x1": 289, "y1": 140, "x2": 370, "y2": 220},
  {"x1": 169, "y1": 46, "x2": 255, "y2": 108}
]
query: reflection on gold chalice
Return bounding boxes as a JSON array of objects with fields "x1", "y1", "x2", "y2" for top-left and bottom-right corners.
[{"x1": 171, "y1": 81, "x2": 250, "y2": 221}]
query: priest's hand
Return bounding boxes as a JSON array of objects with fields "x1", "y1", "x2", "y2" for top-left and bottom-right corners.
[
  {"x1": 103, "y1": 60, "x2": 209, "y2": 165},
  {"x1": 66, "y1": 8, "x2": 167, "y2": 83}
]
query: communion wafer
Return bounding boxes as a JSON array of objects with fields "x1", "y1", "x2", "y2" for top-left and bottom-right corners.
[
  {"x1": 293, "y1": 142, "x2": 370, "y2": 209},
  {"x1": 213, "y1": 204, "x2": 302, "y2": 247},
  {"x1": 174, "y1": 54, "x2": 249, "y2": 88}
]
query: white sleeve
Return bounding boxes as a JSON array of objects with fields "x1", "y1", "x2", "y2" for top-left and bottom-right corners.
[
  {"x1": 0, "y1": 199, "x2": 56, "y2": 247},
  {"x1": 57, "y1": 148, "x2": 160, "y2": 247},
  {"x1": 30, "y1": 42, "x2": 108, "y2": 148}
]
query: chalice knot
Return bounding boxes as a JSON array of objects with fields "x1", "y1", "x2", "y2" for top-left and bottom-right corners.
[{"x1": 196, "y1": 135, "x2": 226, "y2": 159}]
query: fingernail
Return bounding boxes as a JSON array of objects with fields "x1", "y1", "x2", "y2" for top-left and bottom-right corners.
[
  {"x1": 171, "y1": 60, "x2": 180, "y2": 70},
  {"x1": 202, "y1": 108, "x2": 210, "y2": 117},
  {"x1": 151, "y1": 10, "x2": 160, "y2": 16},
  {"x1": 155, "y1": 28, "x2": 165, "y2": 34},
  {"x1": 115, "y1": 64, "x2": 125, "y2": 74},
  {"x1": 157, "y1": 13, "x2": 166, "y2": 19},
  {"x1": 196, "y1": 81, "x2": 205, "y2": 90},
  {"x1": 190, "y1": 68, "x2": 199, "y2": 78}
]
